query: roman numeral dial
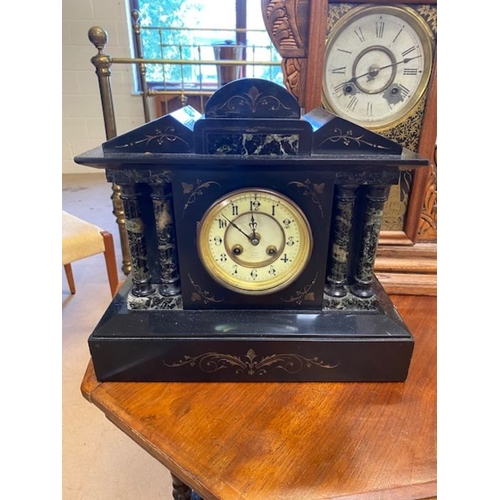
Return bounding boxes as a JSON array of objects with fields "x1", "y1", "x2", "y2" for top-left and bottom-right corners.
[
  {"x1": 197, "y1": 189, "x2": 313, "y2": 295},
  {"x1": 322, "y1": 5, "x2": 434, "y2": 130}
]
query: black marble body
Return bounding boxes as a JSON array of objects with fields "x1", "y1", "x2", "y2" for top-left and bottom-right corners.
[
  {"x1": 74, "y1": 78, "x2": 428, "y2": 382},
  {"x1": 89, "y1": 277, "x2": 414, "y2": 382}
]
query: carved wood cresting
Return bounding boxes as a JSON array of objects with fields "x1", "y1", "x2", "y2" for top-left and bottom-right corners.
[
  {"x1": 262, "y1": 0, "x2": 311, "y2": 106},
  {"x1": 281, "y1": 57, "x2": 303, "y2": 101},
  {"x1": 262, "y1": 0, "x2": 308, "y2": 56}
]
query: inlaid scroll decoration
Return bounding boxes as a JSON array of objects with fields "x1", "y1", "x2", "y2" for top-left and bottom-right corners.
[
  {"x1": 287, "y1": 180, "x2": 324, "y2": 218},
  {"x1": 214, "y1": 86, "x2": 292, "y2": 115},
  {"x1": 182, "y1": 180, "x2": 221, "y2": 216},
  {"x1": 281, "y1": 273, "x2": 318, "y2": 304},
  {"x1": 188, "y1": 274, "x2": 224, "y2": 304},
  {"x1": 319, "y1": 129, "x2": 392, "y2": 151},
  {"x1": 164, "y1": 348, "x2": 339, "y2": 375},
  {"x1": 114, "y1": 126, "x2": 188, "y2": 149}
]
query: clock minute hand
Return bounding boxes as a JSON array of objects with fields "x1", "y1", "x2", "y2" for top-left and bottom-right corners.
[
  {"x1": 222, "y1": 214, "x2": 252, "y2": 241},
  {"x1": 250, "y1": 212, "x2": 258, "y2": 237},
  {"x1": 249, "y1": 211, "x2": 260, "y2": 246},
  {"x1": 344, "y1": 55, "x2": 422, "y2": 85}
]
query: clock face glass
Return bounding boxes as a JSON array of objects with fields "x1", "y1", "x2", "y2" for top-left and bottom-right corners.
[
  {"x1": 197, "y1": 188, "x2": 313, "y2": 295},
  {"x1": 322, "y1": 5, "x2": 433, "y2": 129}
]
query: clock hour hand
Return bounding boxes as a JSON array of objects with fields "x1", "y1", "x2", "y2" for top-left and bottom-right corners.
[
  {"x1": 342, "y1": 55, "x2": 422, "y2": 86},
  {"x1": 222, "y1": 214, "x2": 252, "y2": 241},
  {"x1": 249, "y1": 212, "x2": 258, "y2": 236},
  {"x1": 249, "y1": 211, "x2": 260, "y2": 246}
]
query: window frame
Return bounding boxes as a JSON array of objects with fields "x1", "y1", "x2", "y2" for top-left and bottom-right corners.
[{"x1": 127, "y1": 0, "x2": 281, "y2": 91}]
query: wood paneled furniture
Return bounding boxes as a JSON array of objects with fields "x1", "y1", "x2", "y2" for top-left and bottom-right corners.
[{"x1": 81, "y1": 294, "x2": 436, "y2": 500}]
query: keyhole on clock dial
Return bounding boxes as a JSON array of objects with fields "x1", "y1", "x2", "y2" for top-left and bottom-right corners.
[
  {"x1": 232, "y1": 244, "x2": 243, "y2": 256},
  {"x1": 267, "y1": 245, "x2": 277, "y2": 256}
]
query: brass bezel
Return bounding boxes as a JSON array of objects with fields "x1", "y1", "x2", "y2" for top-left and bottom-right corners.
[
  {"x1": 197, "y1": 188, "x2": 313, "y2": 295},
  {"x1": 322, "y1": 4, "x2": 434, "y2": 131}
]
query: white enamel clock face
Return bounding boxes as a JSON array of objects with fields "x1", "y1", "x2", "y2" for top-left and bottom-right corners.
[
  {"x1": 197, "y1": 188, "x2": 313, "y2": 295},
  {"x1": 322, "y1": 5, "x2": 433, "y2": 130}
]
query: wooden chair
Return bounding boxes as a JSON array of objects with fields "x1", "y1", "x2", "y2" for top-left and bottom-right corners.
[{"x1": 62, "y1": 210, "x2": 119, "y2": 296}]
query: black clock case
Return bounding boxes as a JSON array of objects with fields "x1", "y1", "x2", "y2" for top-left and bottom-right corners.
[{"x1": 75, "y1": 78, "x2": 428, "y2": 383}]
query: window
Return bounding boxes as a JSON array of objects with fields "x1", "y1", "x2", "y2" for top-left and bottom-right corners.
[{"x1": 128, "y1": 0, "x2": 283, "y2": 91}]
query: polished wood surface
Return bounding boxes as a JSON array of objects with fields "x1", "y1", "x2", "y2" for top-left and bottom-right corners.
[{"x1": 81, "y1": 295, "x2": 436, "y2": 500}]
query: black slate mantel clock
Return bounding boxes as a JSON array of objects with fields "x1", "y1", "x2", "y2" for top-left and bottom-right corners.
[{"x1": 75, "y1": 78, "x2": 428, "y2": 383}]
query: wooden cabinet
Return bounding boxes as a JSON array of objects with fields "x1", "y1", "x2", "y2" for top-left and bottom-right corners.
[{"x1": 262, "y1": 0, "x2": 437, "y2": 294}]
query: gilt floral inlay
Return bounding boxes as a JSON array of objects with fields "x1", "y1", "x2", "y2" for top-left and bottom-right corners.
[
  {"x1": 319, "y1": 129, "x2": 392, "y2": 150},
  {"x1": 114, "y1": 127, "x2": 188, "y2": 149},
  {"x1": 281, "y1": 273, "x2": 318, "y2": 304},
  {"x1": 288, "y1": 180, "x2": 324, "y2": 218},
  {"x1": 214, "y1": 86, "x2": 292, "y2": 115},
  {"x1": 164, "y1": 348, "x2": 339, "y2": 375},
  {"x1": 188, "y1": 274, "x2": 224, "y2": 304},
  {"x1": 182, "y1": 180, "x2": 221, "y2": 216}
]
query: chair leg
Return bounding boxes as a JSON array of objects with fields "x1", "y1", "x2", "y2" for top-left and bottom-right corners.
[
  {"x1": 64, "y1": 264, "x2": 76, "y2": 294},
  {"x1": 100, "y1": 231, "x2": 119, "y2": 296}
]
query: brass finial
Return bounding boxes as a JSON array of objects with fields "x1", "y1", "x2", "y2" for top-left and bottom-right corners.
[
  {"x1": 88, "y1": 26, "x2": 108, "y2": 53},
  {"x1": 131, "y1": 9, "x2": 140, "y2": 23}
]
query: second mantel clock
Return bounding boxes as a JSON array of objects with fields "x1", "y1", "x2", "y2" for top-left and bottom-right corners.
[
  {"x1": 322, "y1": 4, "x2": 434, "y2": 131},
  {"x1": 262, "y1": 0, "x2": 438, "y2": 267}
]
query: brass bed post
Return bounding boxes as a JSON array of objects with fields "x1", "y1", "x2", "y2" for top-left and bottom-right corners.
[
  {"x1": 131, "y1": 10, "x2": 151, "y2": 123},
  {"x1": 88, "y1": 26, "x2": 132, "y2": 275}
]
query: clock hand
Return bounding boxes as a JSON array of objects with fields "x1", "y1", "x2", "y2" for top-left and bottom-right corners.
[
  {"x1": 342, "y1": 55, "x2": 422, "y2": 86},
  {"x1": 249, "y1": 210, "x2": 260, "y2": 246},
  {"x1": 250, "y1": 212, "x2": 258, "y2": 238},
  {"x1": 222, "y1": 214, "x2": 252, "y2": 241}
]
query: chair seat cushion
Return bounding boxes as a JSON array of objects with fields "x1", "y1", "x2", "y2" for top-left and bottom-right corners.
[{"x1": 62, "y1": 211, "x2": 105, "y2": 265}]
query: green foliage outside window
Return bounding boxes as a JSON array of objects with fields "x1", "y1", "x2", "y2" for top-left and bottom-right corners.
[{"x1": 132, "y1": 0, "x2": 282, "y2": 89}]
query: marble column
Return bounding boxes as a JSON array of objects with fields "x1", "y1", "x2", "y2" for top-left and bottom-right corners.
[
  {"x1": 120, "y1": 184, "x2": 154, "y2": 297},
  {"x1": 324, "y1": 185, "x2": 357, "y2": 297},
  {"x1": 351, "y1": 185, "x2": 391, "y2": 298},
  {"x1": 149, "y1": 182, "x2": 181, "y2": 296}
]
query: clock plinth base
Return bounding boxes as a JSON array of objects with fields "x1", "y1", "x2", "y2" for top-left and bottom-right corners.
[{"x1": 88, "y1": 277, "x2": 414, "y2": 382}]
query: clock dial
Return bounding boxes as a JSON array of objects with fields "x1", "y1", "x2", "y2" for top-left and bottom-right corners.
[
  {"x1": 322, "y1": 5, "x2": 433, "y2": 130},
  {"x1": 197, "y1": 188, "x2": 313, "y2": 295}
]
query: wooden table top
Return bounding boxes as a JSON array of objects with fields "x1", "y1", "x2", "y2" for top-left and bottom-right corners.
[{"x1": 81, "y1": 294, "x2": 436, "y2": 500}]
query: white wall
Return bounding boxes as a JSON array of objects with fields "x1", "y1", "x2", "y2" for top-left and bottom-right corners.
[{"x1": 62, "y1": 0, "x2": 145, "y2": 174}]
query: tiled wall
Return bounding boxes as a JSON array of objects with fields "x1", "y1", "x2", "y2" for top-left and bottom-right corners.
[{"x1": 62, "y1": 0, "x2": 146, "y2": 174}]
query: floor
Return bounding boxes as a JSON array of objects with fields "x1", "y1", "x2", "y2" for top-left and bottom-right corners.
[{"x1": 62, "y1": 173, "x2": 173, "y2": 499}]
